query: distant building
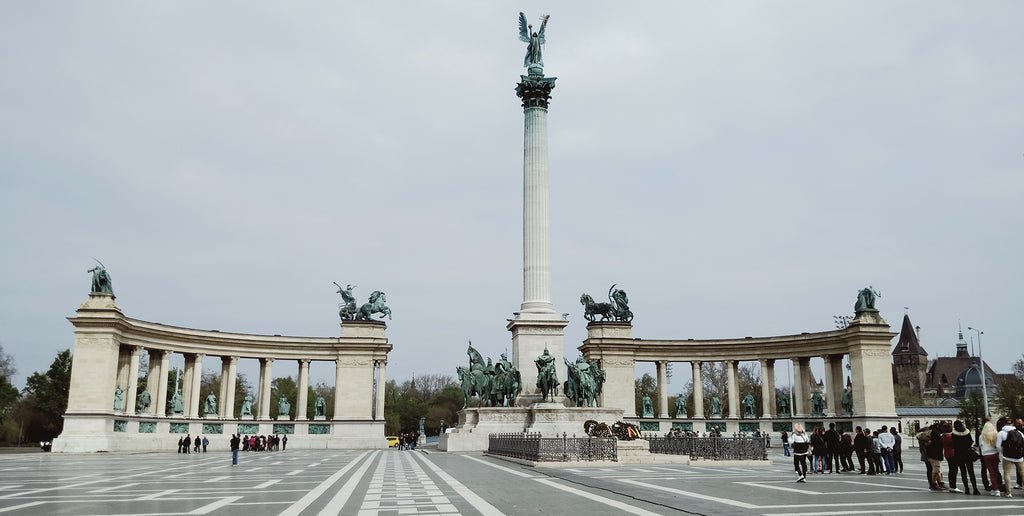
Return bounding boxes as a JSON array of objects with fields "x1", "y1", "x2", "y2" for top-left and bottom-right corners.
[{"x1": 891, "y1": 315, "x2": 1009, "y2": 406}]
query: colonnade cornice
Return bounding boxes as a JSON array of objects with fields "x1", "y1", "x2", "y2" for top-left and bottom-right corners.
[{"x1": 68, "y1": 312, "x2": 391, "y2": 362}]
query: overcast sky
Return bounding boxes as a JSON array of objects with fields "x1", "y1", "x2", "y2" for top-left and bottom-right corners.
[{"x1": 2, "y1": 2, "x2": 1021, "y2": 395}]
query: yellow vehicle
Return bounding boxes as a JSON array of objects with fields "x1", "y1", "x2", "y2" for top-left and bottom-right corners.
[{"x1": 387, "y1": 436, "x2": 400, "y2": 447}]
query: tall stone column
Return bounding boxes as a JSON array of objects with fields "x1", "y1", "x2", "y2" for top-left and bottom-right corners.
[
  {"x1": 507, "y1": 70, "x2": 568, "y2": 406},
  {"x1": 792, "y1": 358, "x2": 807, "y2": 417},
  {"x1": 259, "y1": 358, "x2": 273, "y2": 419},
  {"x1": 126, "y1": 346, "x2": 141, "y2": 415},
  {"x1": 759, "y1": 359, "x2": 774, "y2": 419},
  {"x1": 157, "y1": 351, "x2": 170, "y2": 417},
  {"x1": 296, "y1": 359, "x2": 310, "y2": 420},
  {"x1": 225, "y1": 357, "x2": 238, "y2": 418},
  {"x1": 375, "y1": 360, "x2": 387, "y2": 421},
  {"x1": 656, "y1": 361, "x2": 669, "y2": 418},
  {"x1": 726, "y1": 360, "x2": 739, "y2": 419},
  {"x1": 692, "y1": 361, "x2": 704, "y2": 419}
]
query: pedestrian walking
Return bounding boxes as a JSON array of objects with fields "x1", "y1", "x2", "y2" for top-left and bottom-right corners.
[
  {"x1": 230, "y1": 433, "x2": 240, "y2": 465},
  {"x1": 789, "y1": 423, "x2": 812, "y2": 483}
]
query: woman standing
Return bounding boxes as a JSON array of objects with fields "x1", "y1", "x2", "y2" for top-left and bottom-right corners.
[
  {"x1": 980, "y1": 420, "x2": 1003, "y2": 496},
  {"x1": 811, "y1": 427, "x2": 826, "y2": 473},
  {"x1": 789, "y1": 423, "x2": 812, "y2": 483},
  {"x1": 951, "y1": 420, "x2": 980, "y2": 494}
]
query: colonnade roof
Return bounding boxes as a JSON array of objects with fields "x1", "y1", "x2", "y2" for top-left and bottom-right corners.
[
  {"x1": 69, "y1": 301, "x2": 391, "y2": 361},
  {"x1": 580, "y1": 320, "x2": 897, "y2": 362}
]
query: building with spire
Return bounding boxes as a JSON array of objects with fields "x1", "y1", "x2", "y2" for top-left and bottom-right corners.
[{"x1": 892, "y1": 315, "x2": 1008, "y2": 405}]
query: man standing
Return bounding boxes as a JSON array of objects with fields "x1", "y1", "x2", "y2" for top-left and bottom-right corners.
[
  {"x1": 202, "y1": 436, "x2": 209, "y2": 453},
  {"x1": 996, "y1": 416, "x2": 1024, "y2": 497},
  {"x1": 854, "y1": 427, "x2": 870, "y2": 474},
  {"x1": 877, "y1": 425, "x2": 896, "y2": 474},
  {"x1": 282, "y1": 435, "x2": 288, "y2": 451},
  {"x1": 230, "y1": 433, "x2": 240, "y2": 465},
  {"x1": 824, "y1": 423, "x2": 841, "y2": 474},
  {"x1": 840, "y1": 429, "x2": 855, "y2": 471}
]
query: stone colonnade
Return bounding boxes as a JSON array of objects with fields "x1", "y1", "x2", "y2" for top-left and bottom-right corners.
[
  {"x1": 579, "y1": 311, "x2": 898, "y2": 428},
  {"x1": 53, "y1": 294, "x2": 392, "y2": 452}
]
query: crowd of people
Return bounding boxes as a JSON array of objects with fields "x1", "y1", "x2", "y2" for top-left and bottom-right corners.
[
  {"x1": 784, "y1": 417, "x2": 1024, "y2": 497},
  {"x1": 395, "y1": 432, "x2": 421, "y2": 450},
  {"x1": 237, "y1": 434, "x2": 287, "y2": 452},
  {"x1": 176, "y1": 434, "x2": 209, "y2": 453}
]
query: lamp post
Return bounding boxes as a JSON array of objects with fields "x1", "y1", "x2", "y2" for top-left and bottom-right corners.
[{"x1": 967, "y1": 327, "x2": 989, "y2": 419}]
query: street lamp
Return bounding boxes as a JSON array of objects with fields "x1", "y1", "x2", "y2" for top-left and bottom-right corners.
[{"x1": 967, "y1": 327, "x2": 989, "y2": 419}]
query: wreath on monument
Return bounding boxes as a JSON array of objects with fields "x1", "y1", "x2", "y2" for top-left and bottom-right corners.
[
  {"x1": 611, "y1": 421, "x2": 641, "y2": 441},
  {"x1": 584, "y1": 420, "x2": 612, "y2": 438}
]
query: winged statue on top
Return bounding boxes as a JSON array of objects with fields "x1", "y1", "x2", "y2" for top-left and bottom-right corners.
[{"x1": 519, "y1": 12, "x2": 549, "y2": 74}]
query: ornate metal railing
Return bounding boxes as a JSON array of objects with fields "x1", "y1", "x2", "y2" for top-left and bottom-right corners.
[
  {"x1": 646, "y1": 435, "x2": 767, "y2": 461},
  {"x1": 488, "y1": 432, "x2": 617, "y2": 462}
]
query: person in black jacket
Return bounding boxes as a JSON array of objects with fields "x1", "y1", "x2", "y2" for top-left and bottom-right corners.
[
  {"x1": 230, "y1": 433, "x2": 240, "y2": 465},
  {"x1": 824, "y1": 423, "x2": 842, "y2": 474},
  {"x1": 927, "y1": 423, "x2": 948, "y2": 490},
  {"x1": 854, "y1": 427, "x2": 870, "y2": 474}
]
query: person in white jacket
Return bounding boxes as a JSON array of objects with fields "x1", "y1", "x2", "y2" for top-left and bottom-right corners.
[{"x1": 789, "y1": 423, "x2": 812, "y2": 483}]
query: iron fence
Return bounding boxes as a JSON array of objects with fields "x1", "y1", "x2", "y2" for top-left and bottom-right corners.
[
  {"x1": 488, "y1": 432, "x2": 617, "y2": 462},
  {"x1": 646, "y1": 435, "x2": 767, "y2": 461}
]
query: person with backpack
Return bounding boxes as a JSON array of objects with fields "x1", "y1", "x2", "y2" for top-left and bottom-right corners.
[
  {"x1": 996, "y1": 416, "x2": 1024, "y2": 498},
  {"x1": 789, "y1": 423, "x2": 812, "y2": 483}
]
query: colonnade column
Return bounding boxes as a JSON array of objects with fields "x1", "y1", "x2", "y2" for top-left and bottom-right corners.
[
  {"x1": 333, "y1": 359, "x2": 344, "y2": 419},
  {"x1": 823, "y1": 355, "x2": 837, "y2": 417},
  {"x1": 692, "y1": 361, "x2": 704, "y2": 418},
  {"x1": 759, "y1": 359, "x2": 774, "y2": 419},
  {"x1": 376, "y1": 360, "x2": 387, "y2": 421},
  {"x1": 126, "y1": 346, "x2": 141, "y2": 415},
  {"x1": 726, "y1": 360, "x2": 739, "y2": 418},
  {"x1": 224, "y1": 357, "x2": 238, "y2": 418},
  {"x1": 156, "y1": 351, "x2": 171, "y2": 417},
  {"x1": 297, "y1": 359, "x2": 310, "y2": 420},
  {"x1": 218, "y1": 357, "x2": 230, "y2": 418},
  {"x1": 656, "y1": 361, "x2": 669, "y2": 418},
  {"x1": 189, "y1": 354, "x2": 203, "y2": 417},
  {"x1": 792, "y1": 357, "x2": 807, "y2": 417},
  {"x1": 829, "y1": 354, "x2": 845, "y2": 413},
  {"x1": 182, "y1": 354, "x2": 194, "y2": 416},
  {"x1": 259, "y1": 358, "x2": 273, "y2": 419}
]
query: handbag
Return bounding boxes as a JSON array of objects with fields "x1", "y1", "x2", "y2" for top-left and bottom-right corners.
[{"x1": 966, "y1": 446, "x2": 981, "y2": 463}]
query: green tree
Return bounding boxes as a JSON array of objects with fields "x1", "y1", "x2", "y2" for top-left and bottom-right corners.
[
  {"x1": 21, "y1": 349, "x2": 73, "y2": 441},
  {"x1": 994, "y1": 377, "x2": 1024, "y2": 421},
  {"x1": 958, "y1": 390, "x2": 986, "y2": 431},
  {"x1": 0, "y1": 342, "x2": 18, "y2": 427}
]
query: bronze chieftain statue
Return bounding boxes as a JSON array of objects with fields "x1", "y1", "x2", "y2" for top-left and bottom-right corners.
[
  {"x1": 457, "y1": 342, "x2": 521, "y2": 408},
  {"x1": 564, "y1": 355, "x2": 606, "y2": 407}
]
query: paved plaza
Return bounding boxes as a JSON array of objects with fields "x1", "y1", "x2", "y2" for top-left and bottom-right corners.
[{"x1": 1, "y1": 447, "x2": 1022, "y2": 515}]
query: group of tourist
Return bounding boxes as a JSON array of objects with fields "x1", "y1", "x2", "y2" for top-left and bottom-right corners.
[
  {"x1": 785, "y1": 416, "x2": 1024, "y2": 497},
  {"x1": 663, "y1": 428, "x2": 724, "y2": 438},
  {"x1": 238, "y1": 434, "x2": 287, "y2": 452},
  {"x1": 176, "y1": 434, "x2": 209, "y2": 453},
  {"x1": 395, "y1": 432, "x2": 420, "y2": 450},
  {"x1": 917, "y1": 416, "x2": 1024, "y2": 497}
]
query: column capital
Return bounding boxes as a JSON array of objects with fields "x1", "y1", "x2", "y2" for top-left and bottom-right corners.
[
  {"x1": 516, "y1": 74, "x2": 557, "y2": 109},
  {"x1": 299, "y1": 359, "x2": 311, "y2": 366}
]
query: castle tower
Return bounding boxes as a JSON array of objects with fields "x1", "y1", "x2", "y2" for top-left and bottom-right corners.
[{"x1": 891, "y1": 314, "x2": 928, "y2": 398}]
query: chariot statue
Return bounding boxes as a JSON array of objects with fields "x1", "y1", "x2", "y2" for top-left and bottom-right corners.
[
  {"x1": 88, "y1": 259, "x2": 113, "y2": 295},
  {"x1": 581, "y1": 284, "x2": 633, "y2": 322},
  {"x1": 854, "y1": 286, "x2": 880, "y2": 312},
  {"x1": 335, "y1": 283, "x2": 392, "y2": 321}
]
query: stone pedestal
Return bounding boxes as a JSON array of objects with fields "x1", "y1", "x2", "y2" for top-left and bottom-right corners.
[
  {"x1": 507, "y1": 314, "x2": 569, "y2": 407},
  {"x1": 204, "y1": 414, "x2": 218, "y2": 419},
  {"x1": 314, "y1": 416, "x2": 326, "y2": 421},
  {"x1": 439, "y1": 405, "x2": 624, "y2": 452},
  {"x1": 276, "y1": 416, "x2": 290, "y2": 421}
]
